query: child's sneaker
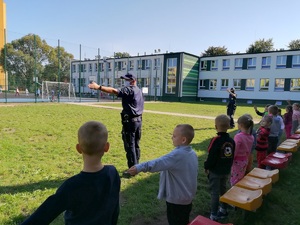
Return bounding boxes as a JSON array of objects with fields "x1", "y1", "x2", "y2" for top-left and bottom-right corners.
[
  {"x1": 209, "y1": 213, "x2": 219, "y2": 221},
  {"x1": 217, "y1": 210, "x2": 228, "y2": 219}
]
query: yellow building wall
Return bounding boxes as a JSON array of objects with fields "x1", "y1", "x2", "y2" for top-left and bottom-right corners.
[{"x1": 0, "y1": 0, "x2": 6, "y2": 90}]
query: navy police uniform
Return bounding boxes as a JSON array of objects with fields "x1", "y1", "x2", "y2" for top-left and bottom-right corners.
[
  {"x1": 118, "y1": 74, "x2": 144, "y2": 168},
  {"x1": 227, "y1": 88, "x2": 237, "y2": 128}
]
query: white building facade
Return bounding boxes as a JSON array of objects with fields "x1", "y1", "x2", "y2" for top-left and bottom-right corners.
[
  {"x1": 198, "y1": 50, "x2": 300, "y2": 104},
  {"x1": 71, "y1": 54, "x2": 164, "y2": 99},
  {"x1": 70, "y1": 52, "x2": 200, "y2": 101}
]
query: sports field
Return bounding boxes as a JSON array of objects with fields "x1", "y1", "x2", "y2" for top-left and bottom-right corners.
[{"x1": 0, "y1": 102, "x2": 299, "y2": 225}]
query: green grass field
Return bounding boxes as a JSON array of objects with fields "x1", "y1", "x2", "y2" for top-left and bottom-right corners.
[{"x1": 0, "y1": 102, "x2": 299, "y2": 225}]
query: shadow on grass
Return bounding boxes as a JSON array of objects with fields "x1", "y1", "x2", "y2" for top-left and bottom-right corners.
[{"x1": 0, "y1": 179, "x2": 65, "y2": 195}]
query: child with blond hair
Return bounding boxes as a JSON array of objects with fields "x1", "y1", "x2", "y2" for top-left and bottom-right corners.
[
  {"x1": 21, "y1": 121, "x2": 120, "y2": 225},
  {"x1": 204, "y1": 114, "x2": 235, "y2": 221},
  {"x1": 230, "y1": 114, "x2": 254, "y2": 186},
  {"x1": 128, "y1": 124, "x2": 198, "y2": 225}
]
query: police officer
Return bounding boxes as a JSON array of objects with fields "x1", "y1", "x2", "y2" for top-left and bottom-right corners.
[
  {"x1": 226, "y1": 87, "x2": 237, "y2": 128},
  {"x1": 88, "y1": 73, "x2": 144, "y2": 173}
]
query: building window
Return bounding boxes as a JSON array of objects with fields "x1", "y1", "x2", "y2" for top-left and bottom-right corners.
[
  {"x1": 137, "y1": 60, "x2": 142, "y2": 70},
  {"x1": 122, "y1": 61, "x2": 127, "y2": 70},
  {"x1": 291, "y1": 78, "x2": 300, "y2": 91},
  {"x1": 201, "y1": 61, "x2": 207, "y2": 70},
  {"x1": 108, "y1": 62, "x2": 112, "y2": 71},
  {"x1": 199, "y1": 79, "x2": 205, "y2": 89},
  {"x1": 166, "y1": 58, "x2": 177, "y2": 94},
  {"x1": 114, "y1": 62, "x2": 122, "y2": 71},
  {"x1": 234, "y1": 58, "x2": 243, "y2": 70},
  {"x1": 154, "y1": 58, "x2": 161, "y2": 69},
  {"x1": 246, "y1": 79, "x2": 255, "y2": 91},
  {"x1": 99, "y1": 63, "x2": 104, "y2": 72},
  {"x1": 247, "y1": 57, "x2": 256, "y2": 70},
  {"x1": 209, "y1": 79, "x2": 217, "y2": 90},
  {"x1": 275, "y1": 78, "x2": 284, "y2": 91},
  {"x1": 233, "y1": 79, "x2": 241, "y2": 90},
  {"x1": 276, "y1": 55, "x2": 287, "y2": 68},
  {"x1": 129, "y1": 60, "x2": 134, "y2": 70},
  {"x1": 211, "y1": 60, "x2": 218, "y2": 71},
  {"x1": 78, "y1": 78, "x2": 86, "y2": 87},
  {"x1": 260, "y1": 78, "x2": 269, "y2": 91},
  {"x1": 72, "y1": 64, "x2": 76, "y2": 73},
  {"x1": 221, "y1": 79, "x2": 228, "y2": 90},
  {"x1": 145, "y1": 59, "x2": 150, "y2": 69},
  {"x1": 89, "y1": 63, "x2": 92, "y2": 72},
  {"x1": 292, "y1": 55, "x2": 300, "y2": 68},
  {"x1": 80, "y1": 64, "x2": 86, "y2": 72},
  {"x1": 222, "y1": 59, "x2": 230, "y2": 71},
  {"x1": 94, "y1": 63, "x2": 98, "y2": 72},
  {"x1": 262, "y1": 56, "x2": 271, "y2": 69}
]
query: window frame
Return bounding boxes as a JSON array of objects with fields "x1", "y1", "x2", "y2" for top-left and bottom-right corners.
[
  {"x1": 259, "y1": 78, "x2": 269, "y2": 91},
  {"x1": 247, "y1": 57, "x2": 256, "y2": 70},
  {"x1": 233, "y1": 79, "x2": 241, "y2": 90},
  {"x1": 222, "y1": 59, "x2": 230, "y2": 71},
  {"x1": 274, "y1": 78, "x2": 284, "y2": 92},
  {"x1": 292, "y1": 55, "x2": 300, "y2": 68},
  {"x1": 262, "y1": 56, "x2": 271, "y2": 69},
  {"x1": 276, "y1": 55, "x2": 287, "y2": 69},
  {"x1": 246, "y1": 78, "x2": 255, "y2": 91},
  {"x1": 209, "y1": 79, "x2": 217, "y2": 90},
  {"x1": 291, "y1": 78, "x2": 300, "y2": 91},
  {"x1": 165, "y1": 58, "x2": 177, "y2": 94},
  {"x1": 221, "y1": 79, "x2": 229, "y2": 90}
]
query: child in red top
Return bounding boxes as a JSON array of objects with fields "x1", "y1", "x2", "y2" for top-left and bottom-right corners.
[
  {"x1": 230, "y1": 114, "x2": 254, "y2": 186},
  {"x1": 255, "y1": 115, "x2": 272, "y2": 168}
]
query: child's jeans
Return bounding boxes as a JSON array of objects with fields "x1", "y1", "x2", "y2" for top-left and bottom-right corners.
[{"x1": 208, "y1": 172, "x2": 229, "y2": 215}]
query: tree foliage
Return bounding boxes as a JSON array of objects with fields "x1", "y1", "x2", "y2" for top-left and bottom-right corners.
[
  {"x1": 288, "y1": 39, "x2": 300, "y2": 50},
  {"x1": 0, "y1": 34, "x2": 73, "y2": 91},
  {"x1": 201, "y1": 46, "x2": 230, "y2": 57},
  {"x1": 114, "y1": 52, "x2": 131, "y2": 58},
  {"x1": 246, "y1": 38, "x2": 274, "y2": 53}
]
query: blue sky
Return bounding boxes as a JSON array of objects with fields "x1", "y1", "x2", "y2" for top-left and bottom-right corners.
[{"x1": 5, "y1": 0, "x2": 300, "y2": 59}]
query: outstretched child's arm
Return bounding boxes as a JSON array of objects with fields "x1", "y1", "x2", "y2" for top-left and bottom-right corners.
[{"x1": 127, "y1": 166, "x2": 138, "y2": 175}]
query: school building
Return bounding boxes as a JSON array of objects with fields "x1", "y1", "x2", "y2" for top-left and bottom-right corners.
[
  {"x1": 70, "y1": 49, "x2": 300, "y2": 104},
  {"x1": 199, "y1": 50, "x2": 300, "y2": 105},
  {"x1": 70, "y1": 52, "x2": 200, "y2": 101},
  {"x1": 0, "y1": 0, "x2": 6, "y2": 90}
]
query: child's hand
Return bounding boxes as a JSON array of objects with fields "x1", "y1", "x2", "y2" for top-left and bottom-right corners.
[
  {"x1": 254, "y1": 105, "x2": 257, "y2": 110},
  {"x1": 205, "y1": 169, "x2": 209, "y2": 175},
  {"x1": 127, "y1": 166, "x2": 138, "y2": 175}
]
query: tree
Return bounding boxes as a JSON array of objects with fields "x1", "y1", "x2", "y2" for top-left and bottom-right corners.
[
  {"x1": 288, "y1": 39, "x2": 300, "y2": 50},
  {"x1": 0, "y1": 34, "x2": 74, "y2": 91},
  {"x1": 201, "y1": 46, "x2": 230, "y2": 57},
  {"x1": 114, "y1": 52, "x2": 131, "y2": 58},
  {"x1": 43, "y1": 46, "x2": 74, "y2": 82},
  {"x1": 246, "y1": 38, "x2": 274, "y2": 53}
]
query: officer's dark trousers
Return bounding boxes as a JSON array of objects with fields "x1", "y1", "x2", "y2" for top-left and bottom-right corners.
[
  {"x1": 122, "y1": 119, "x2": 142, "y2": 168},
  {"x1": 227, "y1": 107, "x2": 236, "y2": 128}
]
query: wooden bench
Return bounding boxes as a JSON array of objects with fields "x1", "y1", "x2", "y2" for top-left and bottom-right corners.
[
  {"x1": 235, "y1": 175, "x2": 272, "y2": 195},
  {"x1": 277, "y1": 143, "x2": 297, "y2": 153},
  {"x1": 188, "y1": 215, "x2": 233, "y2": 225},
  {"x1": 282, "y1": 139, "x2": 300, "y2": 147},
  {"x1": 247, "y1": 167, "x2": 279, "y2": 183},
  {"x1": 220, "y1": 186, "x2": 263, "y2": 211}
]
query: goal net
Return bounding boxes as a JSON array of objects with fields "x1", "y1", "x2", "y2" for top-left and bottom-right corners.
[{"x1": 42, "y1": 81, "x2": 76, "y2": 102}]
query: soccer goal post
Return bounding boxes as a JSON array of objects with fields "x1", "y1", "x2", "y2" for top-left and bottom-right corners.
[{"x1": 42, "y1": 81, "x2": 76, "y2": 102}]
